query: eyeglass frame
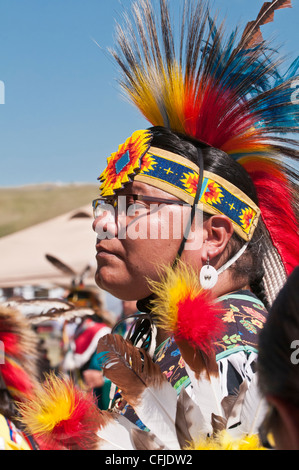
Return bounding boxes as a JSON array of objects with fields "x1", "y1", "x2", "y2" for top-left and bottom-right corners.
[{"x1": 92, "y1": 194, "x2": 188, "y2": 219}]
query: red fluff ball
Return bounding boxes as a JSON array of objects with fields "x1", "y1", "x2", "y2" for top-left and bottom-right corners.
[
  {"x1": 175, "y1": 291, "x2": 225, "y2": 355},
  {"x1": 36, "y1": 385, "x2": 101, "y2": 451}
]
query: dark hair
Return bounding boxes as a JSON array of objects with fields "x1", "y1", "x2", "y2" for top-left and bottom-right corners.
[
  {"x1": 149, "y1": 126, "x2": 268, "y2": 307},
  {"x1": 0, "y1": 372, "x2": 17, "y2": 423},
  {"x1": 258, "y1": 266, "x2": 299, "y2": 404}
]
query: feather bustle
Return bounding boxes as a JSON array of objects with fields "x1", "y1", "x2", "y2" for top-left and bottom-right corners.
[{"x1": 0, "y1": 304, "x2": 39, "y2": 401}]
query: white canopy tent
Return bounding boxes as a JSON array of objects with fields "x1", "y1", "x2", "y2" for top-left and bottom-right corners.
[
  {"x1": 0, "y1": 205, "x2": 96, "y2": 288},
  {"x1": 0, "y1": 206, "x2": 122, "y2": 316}
]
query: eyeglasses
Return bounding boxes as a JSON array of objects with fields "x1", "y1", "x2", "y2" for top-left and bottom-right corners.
[{"x1": 92, "y1": 194, "x2": 187, "y2": 219}]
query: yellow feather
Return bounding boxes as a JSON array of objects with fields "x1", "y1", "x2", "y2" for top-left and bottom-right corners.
[
  {"x1": 18, "y1": 374, "x2": 76, "y2": 435},
  {"x1": 148, "y1": 261, "x2": 201, "y2": 332},
  {"x1": 124, "y1": 68, "x2": 165, "y2": 126},
  {"x1": 187, "y1": 431, "x2": 266, "y2": 450},
  {"x1": 123, "y1": 61, "x2": 186, "y2": 132},
  {"x1": 162, "y1": 63, "x2": 186, "y2": 133}
]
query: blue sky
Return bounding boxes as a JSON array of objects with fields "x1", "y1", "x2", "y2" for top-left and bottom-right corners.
[{"x1": 0, "y1": 0, "x2": 298, "y2": 187}]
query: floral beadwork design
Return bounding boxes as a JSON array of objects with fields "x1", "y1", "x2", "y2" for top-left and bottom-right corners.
[{"x1": 214, "y1": 291, "x2": 267, "y2": 356}]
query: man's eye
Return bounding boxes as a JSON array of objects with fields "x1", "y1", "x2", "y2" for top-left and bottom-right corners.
[
  {"x1": 127, "y1": 200, "x2": 145, "y2": 209},
  {"x1": 125, "y1": 196, "x2": 137, "y2": 205},
  {"x1": 126, "y1": 201, "x2": 149, "y2": 215}
]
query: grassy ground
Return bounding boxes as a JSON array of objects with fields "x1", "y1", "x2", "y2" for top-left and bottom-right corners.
[{"x1": 0, "y1": 183, "x2": 99, "y2": 238}]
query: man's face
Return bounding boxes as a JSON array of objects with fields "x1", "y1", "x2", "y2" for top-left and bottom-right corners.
[{"x1": 93, "y1": 182, "x2": 204, "y2": 301}]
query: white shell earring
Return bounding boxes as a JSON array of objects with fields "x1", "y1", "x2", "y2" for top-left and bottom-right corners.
[
  {"x1": 200, "y1": 255, "x2": 218, "y2": 290},
  {"x1": 199, "y1": 242, "x2": 250, "y2": 290}
]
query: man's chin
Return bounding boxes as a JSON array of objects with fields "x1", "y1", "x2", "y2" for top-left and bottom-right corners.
[
  {"x1": 95, "y1": 271, "x2": 123, "y2": 300},
  {"x1": 95, "y1": 276, "x2": 143, "y2": 302}
]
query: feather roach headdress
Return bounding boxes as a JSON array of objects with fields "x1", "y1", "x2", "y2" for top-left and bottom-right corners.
[{"x1": 97, "y1": 0, "x2": 299, "y2": 305}]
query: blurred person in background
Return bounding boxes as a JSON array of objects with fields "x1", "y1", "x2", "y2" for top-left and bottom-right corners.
[
  {"x1": 61, "y1": 286, "x2": 113, "y2": 409},
  {"x1": 0, "y1": 304, "x2": 39, "y2": 450},
  {"x1": 258, "y1": 266, "x2": 299, "y2": 450}
]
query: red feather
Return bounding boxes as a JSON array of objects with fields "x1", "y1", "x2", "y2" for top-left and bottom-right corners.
[
  {"x1": 0, "y1": 333, "x2": 20, "y2": 356},
  {"x1": 241, "y1": 160, "x2": 299, "y2": 275},
  {"x1": 175, "y1": 291, "x2": 225, "y2": 355},
  {"x1": 184, "y1": 79, "x2": 258, "y2": 149},
  {"x1": 22, "y1": 376, "x2": 103, "y2": 451},
  {"x1": 1, "y1": 359, "x2": 35, "y2": 399}
]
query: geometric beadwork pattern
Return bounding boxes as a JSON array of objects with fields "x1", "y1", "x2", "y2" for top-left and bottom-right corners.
[
  {"x1": 138, "y1": 153, "x2": 259, "y2": 239},
  {"x1": 98, "y1": 129, "x2": 153, "y2": 197},
  {"x1": 99, "y1": 130, "x2": 260, "y2": 240}
]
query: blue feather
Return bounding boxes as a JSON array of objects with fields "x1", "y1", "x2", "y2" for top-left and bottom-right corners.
[
  {"x1": 204, "y1": 16, "x2": 299, "y2": 133},
  {"x1": 203, "y1": 16, "x2": 281, "y2": 96}
]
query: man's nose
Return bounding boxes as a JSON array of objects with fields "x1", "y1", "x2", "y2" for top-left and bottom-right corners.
[{"x1": 92, "y1": 209, "x2": 119, "y2": 240}]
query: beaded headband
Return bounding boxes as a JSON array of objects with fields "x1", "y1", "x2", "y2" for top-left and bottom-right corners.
[{"x1": 98, "y1": 129, "x2": 260, "y2": 242}]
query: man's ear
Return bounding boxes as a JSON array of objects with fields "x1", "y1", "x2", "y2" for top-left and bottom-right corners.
[
  {"x1": 201, "y1": 215, "x2": 234, "y2": 263},
  {"x1": 267, "y1": 394, "x2": 299, "y2": 450}
]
